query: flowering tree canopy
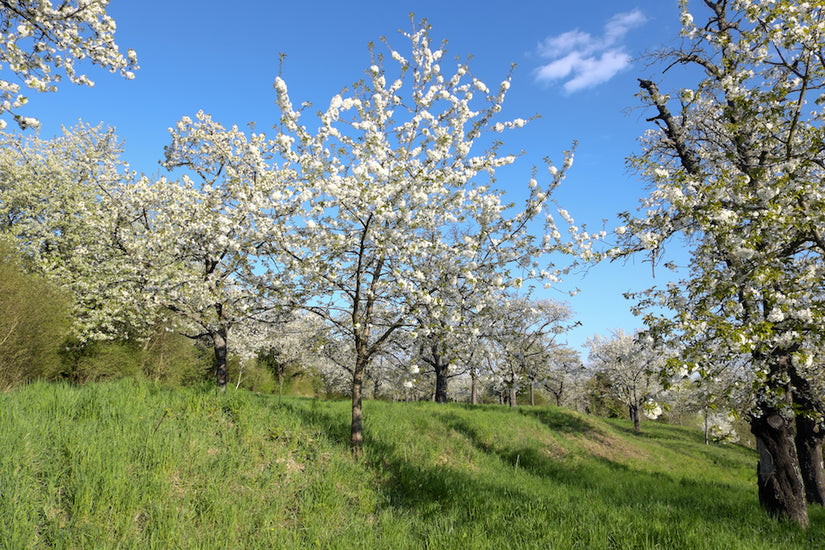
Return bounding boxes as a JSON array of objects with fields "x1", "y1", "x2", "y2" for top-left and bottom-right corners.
[
  {"x1": 586, "y1": 329, "x2": 664, "y2": 431},
  {"x1": 0, "y1": 123, "x2": 144, "y2": 339},
  {"x1": 115, "y1": 112, "x2": 300, "y2": 390},
  {"x1": 268, "y1": 19, "x2": 585, "y2": 453},
  {"x1": 0, "y1": 0, "x2": 137, "y2": 128},
  {"x1": 615, "y1": 0, "x2": 825, "y2": 527},
  {"x1": 489, "y1": 295, "x2": 576, "y2": 407}
]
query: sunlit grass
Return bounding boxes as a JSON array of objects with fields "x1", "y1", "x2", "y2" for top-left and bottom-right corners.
[{"x1": 1, "y1": 379, "x2": 822, "y2": 549}]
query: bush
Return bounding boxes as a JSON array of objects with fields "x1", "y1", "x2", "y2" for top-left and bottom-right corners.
[
  {"x1": 231, "y1": 360, "x2": 276, "y2": 394},
  {"x1": 139, "y1": 324, "x2": 213, "y2": 387},
  {"x1": 59, "y1": 322, "x2": 214, "y2": 386},
  {"x1": 0, "y1": 238, "x2": 70, "y2": 387},
  {"x1": 61, "y1": 338, "x2": 143, "y2": 383}
]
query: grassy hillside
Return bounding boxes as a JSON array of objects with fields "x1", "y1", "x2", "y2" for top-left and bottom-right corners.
[{"x1": 1, "y1": 379, "x2": 822, "y2": 549}]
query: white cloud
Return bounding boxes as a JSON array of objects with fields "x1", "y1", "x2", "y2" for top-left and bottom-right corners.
[{"x1": 535, "y1": 9, "x2": 646, "y2": 93}]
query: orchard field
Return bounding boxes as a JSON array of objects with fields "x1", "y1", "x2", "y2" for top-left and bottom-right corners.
[
  {"x1": 2, "y1": 0, "x2": 825, "y2": 532},
  {"x1": 1, "y1": 379, "x2": 822, "y2": 550}
]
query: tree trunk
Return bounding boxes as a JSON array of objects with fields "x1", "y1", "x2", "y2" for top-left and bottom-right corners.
[
  {"x1": 470, "y1": 369, "x2": 478, "y2": 405},
  {"x1": 509, "y1": 383, "x2": 517, "y2": 408},
  {"x1": 789, "y1": 365, "x2": 825, "y2": 505},
  {"x1": 751, "y1": 410, "x2": 809, "y2": 527},
  {"x1": 746, "y1": 349, "x2": 810, "y2": 527},
  {"x1": 795, "y1": 413, "x2": 825, "y2": 506},
  {"x1": 212, "y1": 326, "x2": 228, "y2": 392},
  {"x1": 529, "y1": 381, "x2": 535, "y2": 406},
  {"x1": 434, "y1": 361, "x2": 448, "y2": 403},
  {"x1": 704, "y1": 409, "x2": 710, "y2": 445},
  {"x1": 629, "y1": 403, "x2": 640, "y2": 432},
  {"x1": 350, "y1": 356, "x2": 366, "y2": 457}
]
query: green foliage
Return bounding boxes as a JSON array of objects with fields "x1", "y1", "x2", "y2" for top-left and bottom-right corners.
[
  {"x1": 585, "y1": 371, "x2": 626, "y2": 418},
  {"x1": 139, "y1": 326, "x2": 214, "y2": 387},
  {"x1": 61, "y1": 339, "x2": 143, "y2": 383},
  {"x1": 60, "y1": 325, "x2": 214, "y2": 387},
  {"x1": 0, "y1": 238, "x2": 70, "y2": 387},
  {"x1": 228, "y1": 359, "x2": 275, "y2": 394},
  {"x1": 1, "y1": 380, "x2": 822, "y2": 549},
  {"x1": 227, "y1": 357, "x2": 320, "y2": 396}
]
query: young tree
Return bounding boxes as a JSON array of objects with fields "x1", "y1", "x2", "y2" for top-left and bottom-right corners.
[
  {"x1": 0, "y1": 124, "x2": 147, "y2": 340},
  {"x1": 269, "y1": 20, "x2": 581, "y2": 453},
  {"x1": 585, "y1": 330, "x2": 664, "y2": 432},
  {"x1": 541, "y1": 346, "x2": 584, "y2": 408},
  {"x1": 116, "y1": 113, "x2": 298, "y2": 390},
  {"x1": 490, "y1": 296, "x2": 576, "y2": 407},
  {"x1": 0, "y1": 0, "x2": 137, "y2": 128},
  {"x1": 615, "y1": 0, "x2": 825, "y2": 526}
]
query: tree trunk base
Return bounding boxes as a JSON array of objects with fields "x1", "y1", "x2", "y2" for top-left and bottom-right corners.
[
  {"x1": 795, "y1": 414, "x2": 825, "y2": 506},
  {"x1": 751, "y1": 412, "x2": 809, "y2": 528}
]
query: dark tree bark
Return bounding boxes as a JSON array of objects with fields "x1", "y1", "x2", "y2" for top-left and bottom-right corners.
[
  {"x1": 790, "y1": 366, "x2": 825, "y2": 505},
  {"x1": 795, "y1": 413, "x2": 825, "y2": 506},
  {"x1": 629, "y1": 402, "x2": 640, "y2": 432},
  {"x1": 212, "y1": 325, "x2": 228, "y2": 392},
  {"x1": 350, "y1": 354, "x2": 366, "y2": 457},
  {"x1": 545, "y1": 378, "x2": 563, "y2": 407},
  {"x1": 751, "y1": 410, "x2": 809, "y2": 527},
  {"x1": 419, "y1": 339, "x2": 450, "y2": 403},
  {"x1": 749, "y1": 350, "x2": 809, "y2": 527},
  {"x1": 431, "y1": 341, "x2": 449, "y2": 404},
  {"x1": 434, "y1": 362, "x2": 449, "y2": 403}
]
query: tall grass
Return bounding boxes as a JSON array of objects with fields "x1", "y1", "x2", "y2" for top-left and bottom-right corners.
[{"x1": 1, "y1": 379, "x2": 822, "y2": 549}]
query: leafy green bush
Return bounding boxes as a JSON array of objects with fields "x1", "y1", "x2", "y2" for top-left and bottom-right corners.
[
  {"x1": 60, "y1": 323, "x2": 214, "y2": 386},
  {"x1": 231, "y1": 360, "x2": 276, "y2": 393},
  {"x1": 0, "y1": 238, "x2": 70, "y2": 387},
  {"x1": 61, "y1": 338, "x2": 143, "y2": 383},
  {"x1": 139, "y1": 323, "x2": 213, "y2": 387}
]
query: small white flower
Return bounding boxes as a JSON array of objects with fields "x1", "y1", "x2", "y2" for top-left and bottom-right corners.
[
  {"x1": 767, "y1": 308, "x2": 785, "y2": 323},
  {"x1": 732, "y1": 247, "x2": 755, "y2": 260},
  {"x1": 795, "y1": 308, "x2": 813, "y2": 324}
]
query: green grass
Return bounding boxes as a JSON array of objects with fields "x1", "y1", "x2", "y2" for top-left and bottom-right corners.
[{"x1": 1, "y1": 379, "x2": 822, "y2": 549}]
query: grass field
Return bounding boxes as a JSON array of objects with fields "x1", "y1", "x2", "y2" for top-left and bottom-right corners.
[{"x1": 1, "y1": 378, "x2": 822, "y2": 549}]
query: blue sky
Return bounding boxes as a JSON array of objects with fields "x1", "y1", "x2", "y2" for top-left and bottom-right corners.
[{"x1": 24, "y1": 0, "x2": 690, "y2": 354}]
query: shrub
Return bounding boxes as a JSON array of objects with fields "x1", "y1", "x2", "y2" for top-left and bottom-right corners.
[
  {"x1": 61, "y1": 338, "x2": 143, "y2": 383},
  {"x1": 139, "y1": 323, "x2": 213, "y2": 387},
  {"x1": 0, "y1": 238, "x2": 70, "y2": 387}
]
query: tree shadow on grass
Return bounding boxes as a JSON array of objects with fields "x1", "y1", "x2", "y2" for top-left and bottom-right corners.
[
  {"x1": 281, "y1": 399, "x2": 822, "y2": 547},
  {"x1": 517, "y1": 406, "x2": 606, "y2": 437}
]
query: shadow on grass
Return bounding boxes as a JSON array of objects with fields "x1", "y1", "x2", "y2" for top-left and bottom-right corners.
[
  {"x1": 517, "y1": 406, "x2": 605, "y2": 436},
  {"x1": 283, "y1": 404, "x2": 768, "y2": 524},
  {"x1": 278, "y1": 398, "x2": 824, "y2": 548}
]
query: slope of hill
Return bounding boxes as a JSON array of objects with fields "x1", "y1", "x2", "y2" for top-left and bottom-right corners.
[{"x1": 1, "y1": 379, "x2": 822, "y2": 549}]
